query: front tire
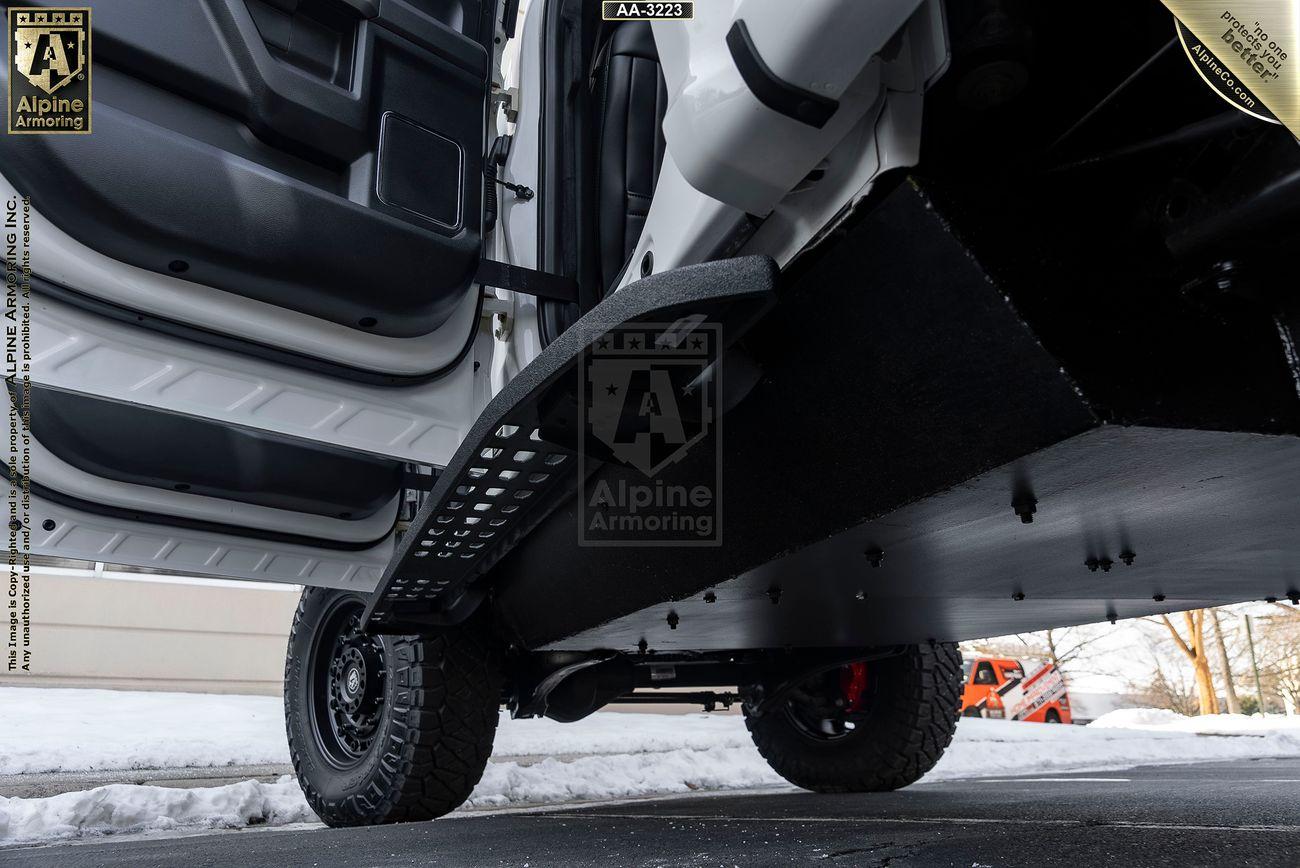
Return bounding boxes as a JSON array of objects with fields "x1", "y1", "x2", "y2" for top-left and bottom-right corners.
[
  {"x1": 284, "y1": 587, "x2": 502, "y2": 827},
  {"x1": 745, "y1": 643, "x2": 962, "y2": 793}
]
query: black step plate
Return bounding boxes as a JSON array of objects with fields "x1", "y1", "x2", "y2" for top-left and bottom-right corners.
[{"x1": 363, "y1": 257, "x2": 777, "y2": 633}]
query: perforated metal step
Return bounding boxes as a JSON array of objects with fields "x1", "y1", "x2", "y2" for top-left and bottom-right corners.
[{"x1": 363, "y1": 257, "x2": 777, "y2": 633}]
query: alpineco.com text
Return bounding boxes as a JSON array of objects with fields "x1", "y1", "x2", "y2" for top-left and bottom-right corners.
[{"x1": 1187, "y1": 39, "x2": 1261, "y2": 109}]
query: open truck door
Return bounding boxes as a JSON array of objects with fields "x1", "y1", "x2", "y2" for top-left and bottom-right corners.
[{"x1": 0, "y1": 0, "x2": 504, "y2": 586}]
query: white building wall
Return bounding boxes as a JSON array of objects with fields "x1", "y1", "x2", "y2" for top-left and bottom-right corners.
[{"x1": 0, "y1": 571, "x2": 300, "y2": 696}]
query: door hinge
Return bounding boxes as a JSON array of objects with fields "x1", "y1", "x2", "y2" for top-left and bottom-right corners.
[{"x1": 491, "y1": 86, "x2": 519, "y2": 123}]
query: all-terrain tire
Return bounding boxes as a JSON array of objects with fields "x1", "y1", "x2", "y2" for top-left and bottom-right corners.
[
  {"x1": 284, "y1": 586, "x2": 503, "y2": 827},
  {"x1": 745, "y1": 643, "x2": 962, "y2": 793}
]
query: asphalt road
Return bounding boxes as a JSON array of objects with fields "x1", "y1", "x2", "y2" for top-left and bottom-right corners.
[{"x1": 8, "y1": 759, "x2": 1300, "y2": 867}]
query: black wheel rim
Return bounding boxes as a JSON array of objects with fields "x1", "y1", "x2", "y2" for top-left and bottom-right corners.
[
  {"x1": 308, "y1": 597, "x2": 388, "y2": 769},
  {"x1": 781, "y1": 664, "x2": 875, "y2": 742}
]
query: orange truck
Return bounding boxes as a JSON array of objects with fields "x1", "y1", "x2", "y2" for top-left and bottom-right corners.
[{"x1": 960, "y1": 657, "x2": 1073, "y2": 724}]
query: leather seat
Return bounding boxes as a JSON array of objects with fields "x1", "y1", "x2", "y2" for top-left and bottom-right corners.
[{"x1": 593, "y1": 22, "x2": 667, "y2": 293}]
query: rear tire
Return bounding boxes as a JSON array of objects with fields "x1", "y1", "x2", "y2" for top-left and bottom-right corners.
[
  {"x1": 1044, "y1": 708, "x2": 1062, "y2": 723},
  {"x1": 284, "y1": 587, "x2": 502, "y2": 827},
  {"x1": 745, "y1": 643, "x2": 962, "y2": 793}
]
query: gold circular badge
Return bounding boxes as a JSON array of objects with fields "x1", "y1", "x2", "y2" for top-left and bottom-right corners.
[{"x1": 1175, "y1": 17, "x2": 1280, "y2": 124}]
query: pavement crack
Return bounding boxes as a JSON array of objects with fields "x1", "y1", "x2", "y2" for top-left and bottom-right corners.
[
  {"x1": 822, "y1": 846, "x2": 875, "y2": 860},
  {"x1": 820, "y1": 841, "x2": 920, "y2": 865}
]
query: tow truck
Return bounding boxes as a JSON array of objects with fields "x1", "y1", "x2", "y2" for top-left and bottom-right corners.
[{"x1": 962, "y1": 657, "x2": 1072, "y2": 724}]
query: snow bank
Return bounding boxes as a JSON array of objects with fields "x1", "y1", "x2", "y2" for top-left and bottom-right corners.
[
  {"x1": 0, "y1": 749, "x2": 779, "y2": 845},
  {"x1": 1089, "y1": 708, "x2": 1300, "y2": 735},
  {"x1": 0, "y1": 777, "x2": 312, "y2": 845},
  {"x1": 1089, "y1": 708, "x2": 1192, "y2": 728}
]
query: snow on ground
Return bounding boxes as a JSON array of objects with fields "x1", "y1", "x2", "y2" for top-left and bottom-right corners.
[
  {"x1": 3, "y1": 686, "x2": 1300, "y2": 845},
  {"x1": 0, "y1": 687, "x2": 288, "y2": 775},
  {"x1": 0, "y1": 686, "x2": 752, "y2": 775},
  {"x1": 470, "y1": 746, "x2": 777, "y2": 809},
  {"x1": 930, "y1": 714, "x2": 1300, "y2": 781}
]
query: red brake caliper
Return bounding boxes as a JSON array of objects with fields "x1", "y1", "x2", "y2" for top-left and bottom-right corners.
[{"x1": 839, "y1": 662, "x2": 869, "y2": 713}]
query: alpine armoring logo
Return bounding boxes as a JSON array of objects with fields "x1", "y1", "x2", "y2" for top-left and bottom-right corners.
[
  {"x1": 7, "y1": 7, "x2": 92, "y2": 134},
  {"x1": 579, "y1": 319, "x2": 721, "y2": 547}
]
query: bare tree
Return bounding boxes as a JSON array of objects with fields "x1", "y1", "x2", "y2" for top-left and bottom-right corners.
[
  {"x1": 1156, "y1": 610, "x2": 1220, "y2": 715},
  {"x1": 1252, "y1": 614, "x2": 1300, "y2": 715},
  {"x1": 963, "y1": 626, "x2": 1105, "y2": 680},
  {"x1": 1209, "y1": 609, "x2": 1241, "y2": 714},
  {"x1": 1128, "y1": 657, "x2": 1199, "y2": 716}
]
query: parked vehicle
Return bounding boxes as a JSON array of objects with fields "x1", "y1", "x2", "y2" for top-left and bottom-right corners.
[
  {"x1": 3, "y1": 0, "x2": 1294, "y2": 827},
  {"x1": 961, "y1": 658, "x2": 1072, "y2": 724}
]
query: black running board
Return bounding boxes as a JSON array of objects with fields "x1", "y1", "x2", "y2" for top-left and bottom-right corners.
[{"x1": 363, "y1": 257, "x2": 778, "y2": 634}]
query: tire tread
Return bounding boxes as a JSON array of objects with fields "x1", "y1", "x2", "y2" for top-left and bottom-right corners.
[
  {"x1": 745, "y1": 643, "x2": 962, "y2": 793},
  {"x1": 284, "y1": 588, "x2": 502, "y2": 826}
]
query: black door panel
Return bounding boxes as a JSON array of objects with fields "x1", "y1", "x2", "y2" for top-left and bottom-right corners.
[
  {"x1": 0, "y1": 0, "x2": 494, "y2": 338},
  {"x1": 26, "y1": 385, "x2": 405, "y2": 523}
]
